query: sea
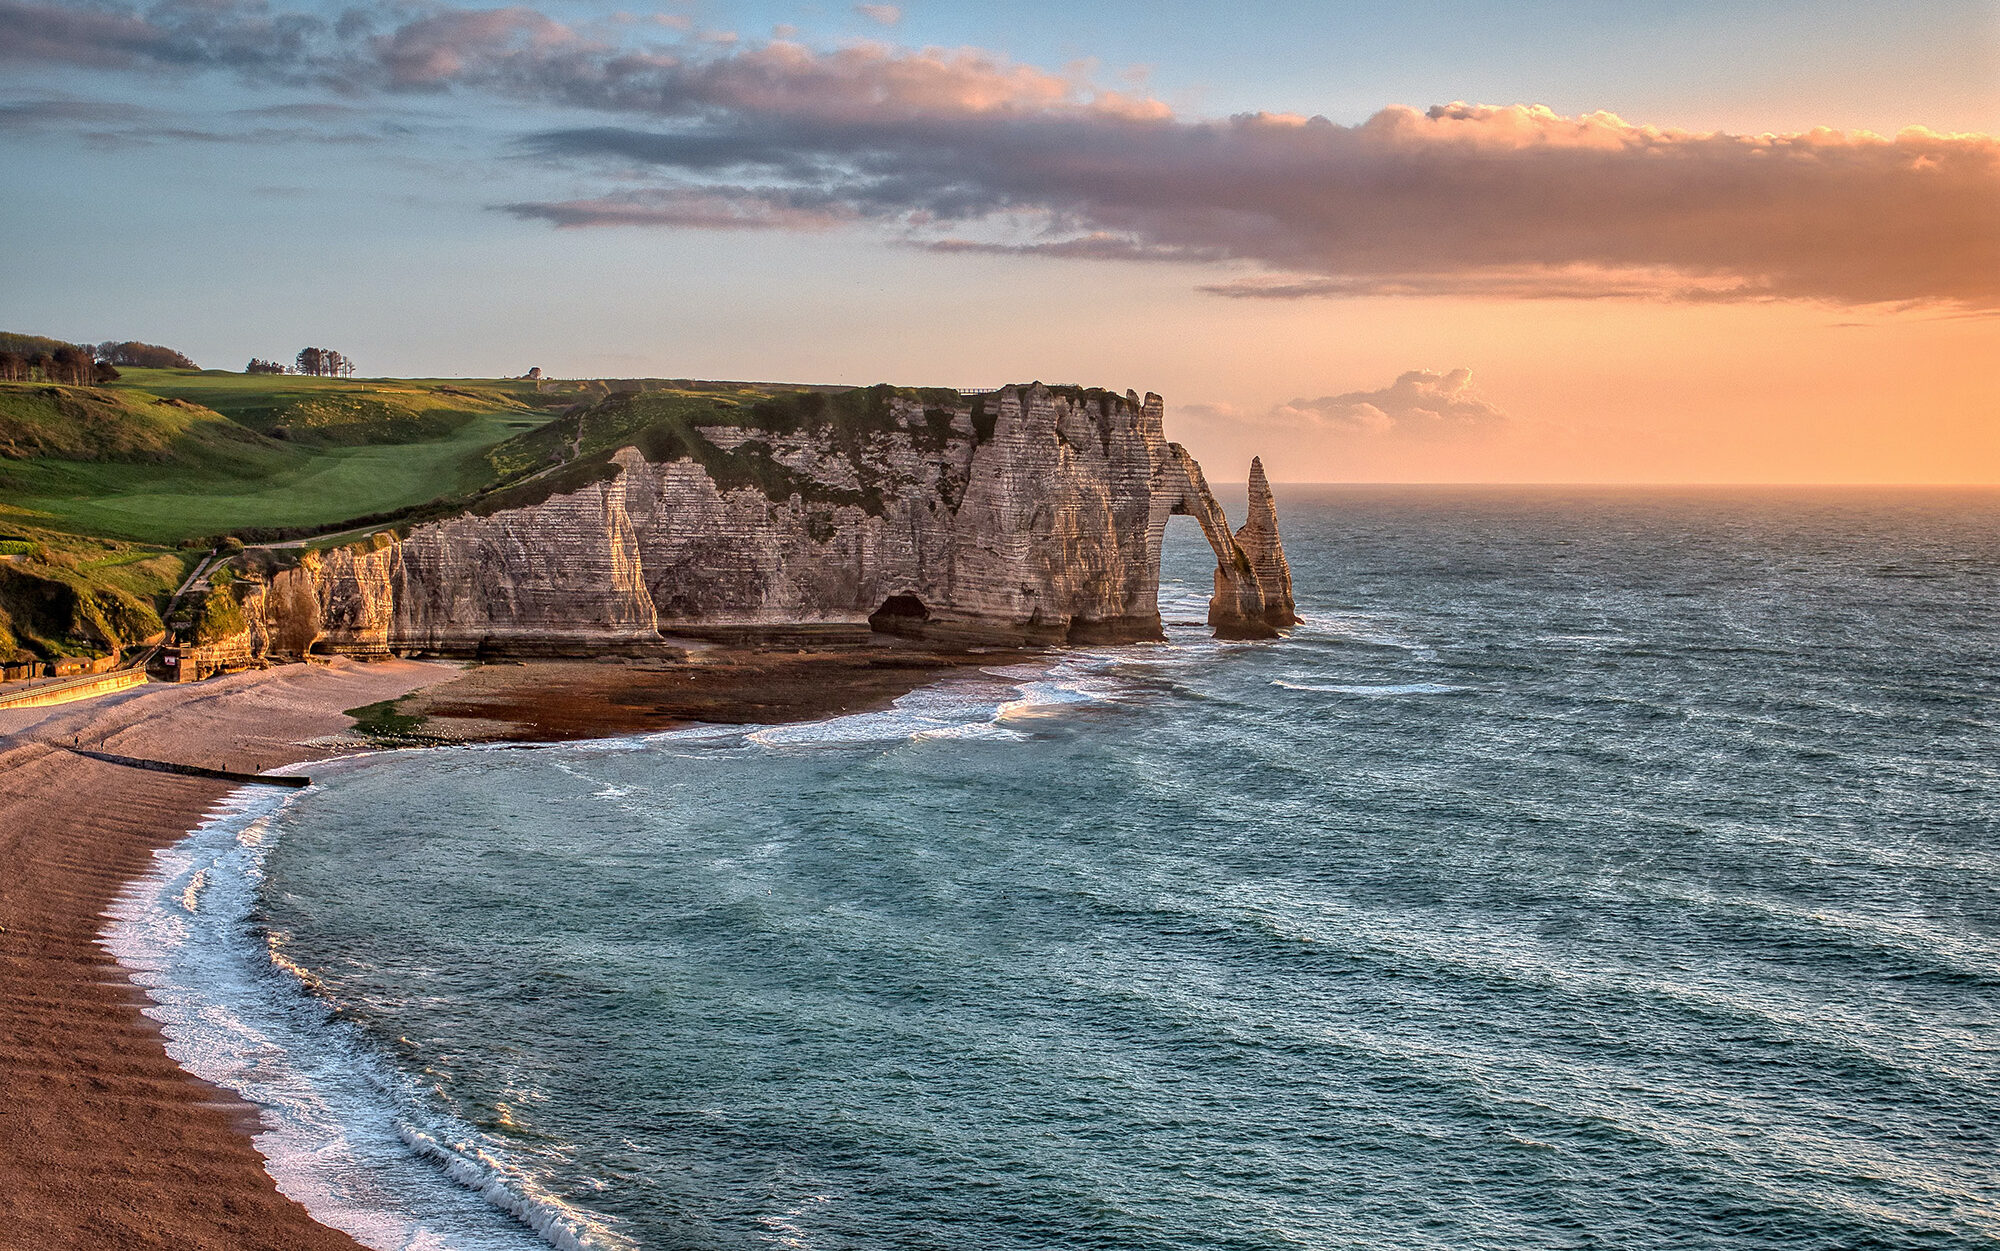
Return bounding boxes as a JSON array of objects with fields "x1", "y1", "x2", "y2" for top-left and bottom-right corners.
[{"x1": 106, "y1": 486, "x2": 2000, "y2": 1251}]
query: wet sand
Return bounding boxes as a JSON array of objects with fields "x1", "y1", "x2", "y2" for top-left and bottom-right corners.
[
  {"x1": 400, "y1": 642, "x2": 1025, "y2": 742},
  {"x1": 0, "y1": 645, "x2": 1017, "y2": 1248}
]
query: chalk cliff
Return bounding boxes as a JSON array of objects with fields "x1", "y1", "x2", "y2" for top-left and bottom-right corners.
[{"x1": 255, "y1": 383, "x2": 1296, "y2": 655}]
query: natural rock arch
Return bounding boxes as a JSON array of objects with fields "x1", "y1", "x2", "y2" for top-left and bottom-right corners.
[{"x1": 1153, "y1": 448, "x2": 1297, "y2": 639}]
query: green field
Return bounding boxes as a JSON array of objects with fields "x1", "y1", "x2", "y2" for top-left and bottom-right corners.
[
  {"x1": 5, "y1": 407, "x2": 555, "y2": 541},
  {"x1": 0, "y1": 369, "x2": 565, "y2": 544}
]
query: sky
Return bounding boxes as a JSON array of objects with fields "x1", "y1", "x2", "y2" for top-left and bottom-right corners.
[{"x1": 2, "y1": 0, "x2": 1995, "y2": 482}]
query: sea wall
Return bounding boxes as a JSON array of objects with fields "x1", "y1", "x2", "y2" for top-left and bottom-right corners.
[
  {"x1": 257, "y1": 383, "x2": 1296, "y2": 656},
  {"x1": 0, "y1": 668, "x2": 147, "y2": 710}
]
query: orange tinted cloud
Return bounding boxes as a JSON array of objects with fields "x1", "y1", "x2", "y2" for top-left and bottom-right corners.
[
  {"x1": 1272, "y1": 369, "x2": 1509, "y2": 436},
  {"x1": 517, "y1": 93, "x2": 1999, "y2": 308}
]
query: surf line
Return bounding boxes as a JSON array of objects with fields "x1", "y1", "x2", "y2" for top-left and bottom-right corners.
[{"x1": 67, "y1": 747, "x2": 311, "y2": 788}]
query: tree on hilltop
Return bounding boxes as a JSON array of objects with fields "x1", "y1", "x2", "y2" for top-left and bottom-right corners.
[
  {"x1": 95, "y1": 340, "x2": 198, "y2": 369},
  {"x1": 0, "y1": 331, "x2": 86, "y2": 360},
  {"x1": 293, "y1": 347, "x2": 353, "y2": 377},
  {"x1": 245, "y1": 358, "x2": 287, "y2": 374}
]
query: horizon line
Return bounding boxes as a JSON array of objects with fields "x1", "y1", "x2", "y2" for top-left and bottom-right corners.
[{"x1": 1252, "y1": 481, "x2": 2000, "y2": 489}]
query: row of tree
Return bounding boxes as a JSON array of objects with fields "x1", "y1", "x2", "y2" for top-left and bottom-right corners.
[
  {"x1": 0, "y1": 332, "x2": 358, "y2": 384},
  {"x1": 241, "y1": 349, "x2": 357, "y2": 376},
  {"x1": 0, "y1": 346, "x2": 117, "y2": 384}
]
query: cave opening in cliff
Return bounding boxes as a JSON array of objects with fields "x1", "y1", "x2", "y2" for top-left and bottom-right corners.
[{"x1": 868, "y1": 594, "x2": 930, "y2": 638}]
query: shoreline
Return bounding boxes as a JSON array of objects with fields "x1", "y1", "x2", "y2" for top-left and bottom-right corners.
[{"x1": 0, "y1": 646, "x2": 1008, "y2": 1249}]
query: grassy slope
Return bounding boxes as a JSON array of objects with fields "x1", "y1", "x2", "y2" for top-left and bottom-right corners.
[
  {"x1": 0, "y1": 530, "x2": 191, "y2": 661},
  {"x1": 125, "y1": 370, "x2": 543, "y2": 445},
  {"x1": 0, "y1": 370, "x2": 563, "y2": 544}
]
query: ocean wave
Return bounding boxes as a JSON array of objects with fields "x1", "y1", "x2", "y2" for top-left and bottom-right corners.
[
  {"x1": 1271, "y1": 679, "x2": 1472, "y2": 696},
  {"x1": 397, "y1": 1125, "x2": 629, "y2": 1251},
  {"x1": 1299, "y1": 612, "x2": 1441, "y2": 661},
  {"x1": 101, "y1": 785, "x2": 625, "y2": 1251}
]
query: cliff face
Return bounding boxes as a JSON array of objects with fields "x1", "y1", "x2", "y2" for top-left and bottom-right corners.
[{"x1": 260, "y1": 383, "x2": 1296, "y2": 655}]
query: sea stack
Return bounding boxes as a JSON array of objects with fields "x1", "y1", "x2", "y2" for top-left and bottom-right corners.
[{"x1": 1236, "y1": 457, "x2": 1299, "y2": 629}]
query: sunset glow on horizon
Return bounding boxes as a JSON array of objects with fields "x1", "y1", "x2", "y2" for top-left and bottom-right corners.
[{"x1": 3, "y1": 0, "x2": 1994, "y2": 483}]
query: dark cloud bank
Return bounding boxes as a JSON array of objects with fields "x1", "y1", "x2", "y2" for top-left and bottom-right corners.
[{"x1": 6, "y1": 0, "x2": 1997, "y2": 307}]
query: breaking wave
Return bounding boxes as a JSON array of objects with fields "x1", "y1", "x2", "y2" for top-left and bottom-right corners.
[
  {"x1": 1271, "y1": 679, "x2": 1472, "y2": 695},
  {"x1": 101, "y1": 776, "x2": 632, "y2": 1251}
]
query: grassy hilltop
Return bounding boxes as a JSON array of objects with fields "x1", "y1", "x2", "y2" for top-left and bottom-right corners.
[{"x1": 0, "y1": 369, "x2": 559, "y2": 543}]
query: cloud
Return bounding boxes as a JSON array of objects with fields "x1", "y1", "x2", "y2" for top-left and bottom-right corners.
[
  {"x1": 13, "y1": 0, "x2": 1998, "y2": 307},
  {"x1": 498, "y1": 186, "x2": 851, "y2": 229},
  {"x1": 1175, "y1": 370, "x2": 1509, "y2": 456},
  {"x1": 0, "y1": 0, "x2": 172, "y2": 68},
  {"x1": 854, "y1": 4, "x2": 901, "y2": 26},
  {"x1": 373, "y1": 6, "x2": 588, "y2": 88},
  {"x1": 1275, "y1": 369, "x2": 1508, "y2": 436},
  {"x1": 0, "y1": 0, "x2": 342, "y2": 80},
  {"x1": 508, "y1": 98, "x2": 1997, "y2": 306},
  {"x1": 0, "y1": 88, "x2": 411, "y2": 148},
  {"x1": 0, "y1": 95, "x2": 153, "y2": 127}
]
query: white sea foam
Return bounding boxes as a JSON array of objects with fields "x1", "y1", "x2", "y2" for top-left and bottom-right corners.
[
  {"x1": 995, "y1": 677, "x2": 1111, "y2": 720},
  {"x1": 1306, "y1": 612, "x2": 1441, "y2": 661},
  {"x1": 1154, "y1": 577, "x2": 1212, "y2": 620},
  {"x1": 1271, "y1": 679, "x2": 1472, "y2": 696},
  {"x1": 101, "y1": 779, "x2": 632, "y2": 1251},
  {"x1": 396, "y1": 1126, "x2": 617, "y2": 1251},
  {"x1": 744, "y1": 655, "x2": 1134, "y2": 748}
]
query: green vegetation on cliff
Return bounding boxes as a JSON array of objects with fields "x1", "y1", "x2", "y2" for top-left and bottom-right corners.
[
  {"x1": 189, "y1": 580, "x2": 247, "y2": 644},
  {"x1": 0, "y1": 541, "x2": 171, "y2": 663},
  {"x1": 0, "y1": 360, "x2": 585, "y2": 659},
  {"x1": 470, "y1": 382, "x2": 974, "y2": 520}
]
